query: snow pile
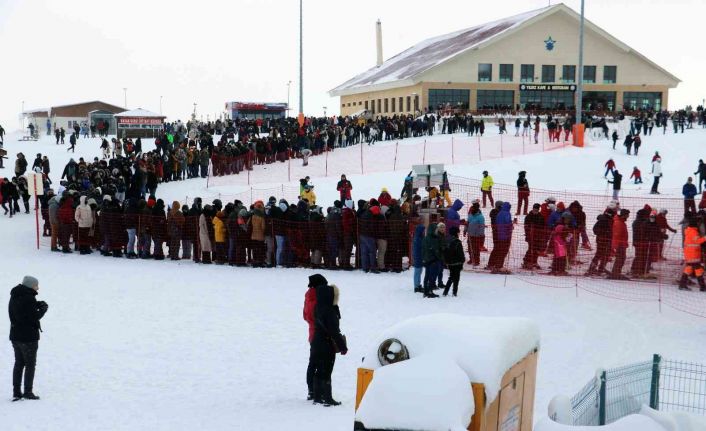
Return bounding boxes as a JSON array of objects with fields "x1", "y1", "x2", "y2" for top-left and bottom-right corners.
[
  {"x1": 534, "y1": 414, "x2": 666, "y2": 431},
  {"x1": 640, "y1": 406, "x2": 706, "y2": 431},
  {"x1": 359, "y1": 313, "x2": 540, "y2": 396},
  {"x1": 355, "y1": 356, "x2": 474, "y2": 431}
]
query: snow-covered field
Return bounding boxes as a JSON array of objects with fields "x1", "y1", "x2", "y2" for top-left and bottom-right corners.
[{"x1": 1, "y1": 125, "x2": 705, "y2": 430}]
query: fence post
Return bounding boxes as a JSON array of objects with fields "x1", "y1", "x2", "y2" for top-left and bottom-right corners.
[
  {"x1": 393, "y1": 141, "x2": 399, "y2": 171},
  {"x1": 451, "y1": 136, "x2": 455, "y2": 164},
  {"x1": 599, "y1": 370, "x2": 607, "y2": 425},
  {"x1": 650, "y1": 354, "x2": 662, "y2": 410},
  {"x1": 422, "y1": 139, "x2": 426, "y2": 165}
]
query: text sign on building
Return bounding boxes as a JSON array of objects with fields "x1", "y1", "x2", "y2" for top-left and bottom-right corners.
[
  {"x1": 117, "y1": 117, "x2": 164, "y2": 129},
  {"x1": 519, "y1": 84, "x2": 576, "y2": 92}
]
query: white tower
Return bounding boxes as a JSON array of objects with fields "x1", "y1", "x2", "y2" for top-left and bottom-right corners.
[{"x1": 376, "y1": 19, "x2": 383, "y2": 67}]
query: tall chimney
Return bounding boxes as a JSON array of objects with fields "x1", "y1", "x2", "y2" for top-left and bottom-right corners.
[{"x1": 376, "y1": 19, "x2": 383, "y2": 67}]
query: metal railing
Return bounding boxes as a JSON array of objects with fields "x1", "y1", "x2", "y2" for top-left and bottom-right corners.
[{"x1": 567, "y1": 354, "x2": 706, "y2": 425}]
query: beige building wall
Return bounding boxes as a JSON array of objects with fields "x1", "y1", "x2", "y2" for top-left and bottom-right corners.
[{"x1": 337, "y1": 8, "x2": 676, "y2": 116}]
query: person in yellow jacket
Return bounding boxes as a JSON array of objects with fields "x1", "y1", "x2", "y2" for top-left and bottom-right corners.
[
  {"x1": 212, "y1": 210, "x2": 227, "y2": 264},
  {"x1": 480, "y1": 170, "x2": 495, "y2": 208},
  {"x1": 301, "y1": 185, "x2": 316, "y2": 206},
  {"x1": 679, "y1": 216, "x2": 706, "y2": 291}
]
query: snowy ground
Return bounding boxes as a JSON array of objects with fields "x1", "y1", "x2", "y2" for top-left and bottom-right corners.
[{"x1": 1, "y1": 125, "x2": 705, "y2": 430}]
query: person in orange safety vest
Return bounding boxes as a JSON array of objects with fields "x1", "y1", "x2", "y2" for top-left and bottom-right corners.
[{"x1": 679, "y1": 216, "x2": 706, "y2": 291}]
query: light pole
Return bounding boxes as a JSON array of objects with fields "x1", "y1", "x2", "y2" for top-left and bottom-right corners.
[
  {"x1": 323, "y1": 106, "x2": 327, "y2": 118},
  {"x1": 159, "y1": 96, "x2": 163, "y2": 115},
  {"x1": 123, "y1": 87, "x2": 128, "y2": 109},
  {"x1": 575, "y1": 0, "x2": 585, "y2": 126},
  {"x1": 299, "y1": 0, "x2": 303, "y2": 115},
  {"x1": 287, "y1": 80, "x2": 292, "y2": 117}
]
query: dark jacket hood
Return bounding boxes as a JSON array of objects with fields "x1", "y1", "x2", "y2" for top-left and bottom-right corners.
[
  {"x1": 451, "y1": 199, "x2": 463, "y2": 211},
  {"x1": 11, "y1": 284, "x2": 36, "y2": 298}
]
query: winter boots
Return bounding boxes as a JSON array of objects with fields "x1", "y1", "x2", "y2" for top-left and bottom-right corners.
[
  {"x1": 312, "y1": 379, "x2": 341, "y2": 407},
  {"x1": 678, "y1": 274, "x2": 706, "y2": 291},
  {"x1": 201, "y1": 252, "x2": 212, "y2": 264}
]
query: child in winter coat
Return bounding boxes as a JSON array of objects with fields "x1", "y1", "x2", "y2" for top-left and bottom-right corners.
[
  {"x1": 212, "y1": 210, "x2": 227, "y2": 264},
  {"x1": 549, "y1": 223, "x2": 570, "y2": 275},
  {"x1": 443, "y1": 227, "x2": 465, "y2": 297},
  {"x1": 630, "y1": 167, "x2": 642, "y2": 184}
]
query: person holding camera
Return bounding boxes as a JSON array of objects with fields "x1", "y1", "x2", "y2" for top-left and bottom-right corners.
[{"x1": 9, "y1": 275, "x2": 48, "y2": 401}]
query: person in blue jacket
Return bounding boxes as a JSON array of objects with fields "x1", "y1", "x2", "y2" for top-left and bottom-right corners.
[
  {"x1": 465, "y1": 202, "x2": 485, "y2": 266},
  {"x1": 683, "y1": 177, "x2": 698, "y2": 214},
  {"x1": 488, "y1": 202, "x2": 513, "y2": 271},
  {"x1": 445, "y1": 199, "x2": 464, "y2": 231},
  {"x1": 412, "y1": 224, "x2": 426, "y2": 293}
]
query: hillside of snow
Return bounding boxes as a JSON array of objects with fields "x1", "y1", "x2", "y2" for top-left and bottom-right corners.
[{"x1": 0, "y1": 125, "x2": 705, "y2": 430}]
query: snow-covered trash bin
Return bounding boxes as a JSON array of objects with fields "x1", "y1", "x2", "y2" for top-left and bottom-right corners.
[{"x1": 353, "y1": 313, "x2": 540, "y2": 431}]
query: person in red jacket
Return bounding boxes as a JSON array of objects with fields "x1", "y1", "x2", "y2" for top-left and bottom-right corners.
[
  {"x1": 57, "y1": 193, "x2": 75, "y2": 253},
  {"x1": 655, "y1": 208, "x2": 677, "y2": 260},
  {"x1": 336, "y1": 175, "x2": 352, "y2": 201},
  {"x1": 630, "y1": 166, "x2": 642, "y2": 184},
  {"x1": 303, "y1": 274, "x2": 320, "y2": 400},
  {"x1": 378, "y1": 187, "x2": 392, "y2": 207},
  {"x1": 608, "y1": 209, "x2": 630, "y2": 280},
  {"x1": 604, "y1": 159, "x2": 616, "y2": 177}
]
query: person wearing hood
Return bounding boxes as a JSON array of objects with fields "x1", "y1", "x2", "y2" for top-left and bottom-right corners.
[
  {"x1": 488, "y1": 202, "x2": 513, "y2": 272},
  {"x1": 271, "y1": 199, "x2": 289, "y2": 267},
  {"x1": 607, "y1": 170, "x2": 622, "y2": 201},
  {"x1": 586, "y1": 209, "x2": 614, "y2": 276},
  {"x1": 74, "y1": 195, "x2": 93, "y2": 254},
  {"x1": 548, "y1": 223, "x2": 569, "y2": 276},
  {"x1": 516, "y1": 171, "x2": 530, "y2": 216},
  {"x1": 151, "y1": 199, "x2": 167, "y2": 260},
  {"x1": 522, "y1": 203, "x2": 545, "y2": 270},
  {"x1": 212, "y1": 209, "x2": 227, "y2": 264},
  {"x1": 443, "y1": 227, "x2": 465, "y2": 296},
  {"x1": 412, "y1": 224, "x2": 426, "y2": 292},
  {"x1": 377, "y1": 188, "x2": 392, "y2": 207},
  {"x1": 57, "y1": 193, "x2": 75, "y2": 253},
  {"x1": 308, "y1": 274, "x2": 347, "y2": 406},
  {"x1": 679, "y1": 215, "x2": 706, "y2": 291},
  {"x1": 168, "y1": 201, "x2": 184, "y2": 260},
  {"x1": 608, "y1": 209, "x2": 630, "y2": 280},
  {"x1": 336, "y1": 175, "x2": 352, "y2": 201},
  {"x1": 48, "y1": 191, "x2": 60, "y2": 251},
  {"x1": 303, "y1": 276, "x2": 318, "y2": 400},
  {"x1": 445, "y1": 199, "x2": 464, "y2": 231},
  {"x1": 9, "y1": 276, "x2": 48, "y2": 401},
  {"x1": 422, "y1": 222, "x2": 445, "y2": 298}
]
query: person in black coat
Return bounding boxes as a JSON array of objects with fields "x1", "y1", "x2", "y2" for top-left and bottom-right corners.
[
  {"x1": 8, "y1": 275, "x2": 48, "y2": 400},
  {"x1": 309, "y1": 274, "x2": 347, "y2": 406},
  {"x1": 522, "y1": 203, "x2": 545, "y2": 270},
  {"x1": 442, "y1": 227, "x2": 465, "y2": 297}
]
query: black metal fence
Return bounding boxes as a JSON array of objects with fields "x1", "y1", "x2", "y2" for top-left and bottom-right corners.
[{"x1": 567, "y1": 354, "x2": 706, "y2": 425}]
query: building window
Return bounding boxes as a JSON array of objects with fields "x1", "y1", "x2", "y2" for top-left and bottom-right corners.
[
  {"x1": 414, "y1": 95, "x2": 419, "y2": 112},
  {"x1": 391, "y1": 98, "x2": 395, "y2": 113},
  {"x1": 478, "y1": 63, "x2": 492, "y2": 82},
  {"x1": 499, "y1": 64, "x2": 513, "y2": 82},
  {"x1": 520, "y1": 64, "x2": 534, "y2": 83},
  {"x1": 377, "y1": 99, "x2": 381, "y2": 114},
  {"x1": 427, "y1": 89, "x2": 470, "y2": 111},
  {"x1": 623, "y1": 92, "x2": 662, "y2": 111},
  {"x1": 477, "y1": 90, "x2": 514, "y2": 110},
  {"x1": 561, "y1": 65, "x2": 576, "y2": 83},
  {"x1": 541, "y1": 65, "x2": 555, "y2": 83},
  {"x1": 582, "y1": 91, "x2": 616, "y2": 111},
  {"x1": 406, "y1": 96, "x2": 411, "y2": 112},
  {"x1": 399, "y1": 97, "x2": 403, "y2": 113},
  {"x1": 603, "y1": 66, "x2": 617, "y2": 84},
  {"x1": 365, "y1": 100, "x2": 369, "y2": 110},
  {"x1": 583, "y1": 65, "x2": 596, "y2": 84},
  {"x1": 520, "y1": 90, "x2": 574, "y2": 110},
  {"x1": 384, "y1": 98, "x2": 389, "y2": 113}
]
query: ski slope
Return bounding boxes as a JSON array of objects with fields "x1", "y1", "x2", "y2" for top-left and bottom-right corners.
[{"x1": 0, "y1": 125, "x2": 705, "y2": 430}]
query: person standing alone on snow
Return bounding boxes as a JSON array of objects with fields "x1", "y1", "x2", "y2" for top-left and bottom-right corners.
[
  {"x1": 694, "y1": 160, "x2": 706, "y2": 193},
  {"x1": 650, "y1": 158, "x2": 662, "y2": 194},
  {"x1": 604, "y1": 158, "x2": 616, "y2": 177},
  {"x1": 683, "y1": 177, "x2": 698, "y2": 214},
  {"x1": 9, "y1": 276, "x2": 48, "y2": 401},
  {"x1": 303, "y1": 277, "x2": 317, "y2": 400},
  {"x1": 607, "y1": 170, "x2": 622, "y2": 200}
]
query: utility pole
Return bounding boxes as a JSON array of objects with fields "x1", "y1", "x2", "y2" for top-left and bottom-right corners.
[
  {"x1": 123, "y1": 87, "x2": 128, "y2": 109},
  {"x1": 287, "y1": 80, "x2": 292, "y2": 117},
  {"x1": 575, "y1": 0, "x2": 585, "y2": 126},
  {"x1": 299, "y1": 0, "x2": 303, "y2": 115}
]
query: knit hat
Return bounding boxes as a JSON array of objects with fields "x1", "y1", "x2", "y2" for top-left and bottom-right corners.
[
  {"x1": 533, "y1": 203, "x2": 541, "y2": 209},
  {"x1": 103, "y1": 195, "x2": 112, "y2": 202},
  {"x1": 436, "y1": 222, "x2": 446, "y2": 231},
  {"x1": 308, "y1": 273, "x2": 328, "y2": 287},
  {"x1": 22, "y1": 275, "x2": 38, "y2": 289}
]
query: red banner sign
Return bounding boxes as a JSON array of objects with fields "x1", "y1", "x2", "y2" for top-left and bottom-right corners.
[{"x1": 117, "y1": 117, "x2": 164, "y2": 126}]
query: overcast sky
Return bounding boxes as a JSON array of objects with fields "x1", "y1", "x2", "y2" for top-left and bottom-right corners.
[{"x1": 0, "y1": 0, "x2": 703, "y2": 130}]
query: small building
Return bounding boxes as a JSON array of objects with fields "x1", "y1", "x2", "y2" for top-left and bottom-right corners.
[
  {"x1": 114, "y1": 108, "x2": 166, "y2": 138},
  {"x1": 330, "y1": 4, "x2": 680, "y2": 116},
  {"x1": 22, "y1": 109, "x2": 50, "y2": 135},
  {"x1": 49, "y1": 100, "x2": 125, "y2": 133},
  {"x1": 226, "y1": 102, "x2": 288, "y2": 120}
]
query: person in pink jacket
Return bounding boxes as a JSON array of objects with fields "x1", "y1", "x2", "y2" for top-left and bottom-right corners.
[{"x1": 548, "y1": 223, "x2": 570, "y2": 275}]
